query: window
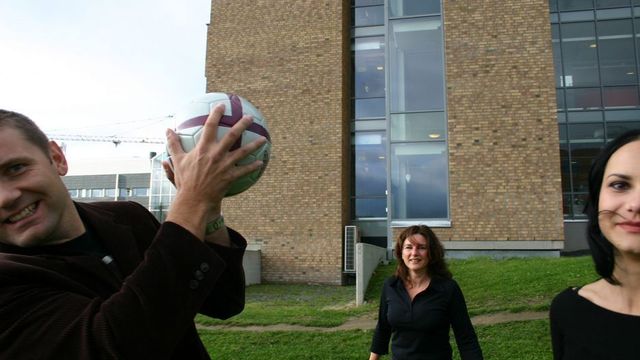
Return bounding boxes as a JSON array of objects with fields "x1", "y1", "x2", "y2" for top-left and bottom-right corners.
[
  {"x1": 132, "y1": 187, "x2": 149, "y2": 197},
  {"x1": 68, "y1": 189, "x2": 79, "y2": 198},
  {"x1": 551, "y1": 0, "x2": 640, "y2": 217},
  {"x1": 90, "y1": 189, "x2": 104, "y2": 198}
]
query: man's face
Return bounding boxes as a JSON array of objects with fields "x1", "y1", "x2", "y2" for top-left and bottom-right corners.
[{"x1": 0, "y1": 127, "x2": 82, "y2": 247}]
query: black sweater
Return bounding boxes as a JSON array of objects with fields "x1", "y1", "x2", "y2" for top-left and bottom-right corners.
[
  {"x1": 370, "y1": 276, "x2": 483, "y2": 360},
  {"x1": 550, "y1": 287, "x2": 640, "y2": 359}
]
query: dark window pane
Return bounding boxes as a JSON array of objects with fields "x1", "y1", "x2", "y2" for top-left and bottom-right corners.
[
  {"x1": 565, "y1": 87, "x2": 602, "y2": 109},
  {"x1": 552, "y1": 25, "x2": 563, "y2": 87},
  {"x1": 563, "y1": 193, "x2": 572, "y2": 217},
  {"x1": 603, "y1": 86, "x2": 640, "y2": 107},
  {"x1": 598, "y1": 20, "x2": 636, "y2": 85},
  {"x1": 354, "y1": 5, "x2": 384, "y2": 27},
  {"x1": 354, "y1": 198, "x2": 387, "y2": 218},
  {"x1": 604, "y1": 109, "x2": 640, "y2": 120},
  {"x1": 607, "y1": 121, "x2": 640, "y2": 139},
  {"x1": 390, "y1": 17, "x2": 444, "y2": 112},
  {"x1": 596, "y1": 0, "x2": 631, "y2": 8},
  {"x1": 560, "y1": 144, "x2": 571, "y2": 192},
  {"x1": 559, "y1": 0, "x2": 595, "y2": 11},
  {"x1": 550, "y1": 0, "x2": 559, "y2": 12},
  {"x1": 391, "y1": 142, "x2": 448, "y2": 219},
  {"x1": 570, "y1": 143, "x2": 604, "y2": 192},
  {"x1": 568, "y1": 122, "x2": 605, "y2": 140},
  {"x1": 557, "y1": 88, "x2": 566, "y2": 109},
  {"x1": 561, "y1": 22, "x2": 599, "y2": 87},
  {"x1": 389, "y1": 0, "x2": 440, "y2": 17},
  {"x1": 355, "y1": 98, "x2": 385, "y2": 119},
  {"x1": 567, "y1": 110, "x2": 603, "y2": 122},
  {"x1": 572, "y1": 193, "x2": 589, "y2": 217},
  {"x1": 354, "y1": 132, "x2": 387, "y2": 197}
]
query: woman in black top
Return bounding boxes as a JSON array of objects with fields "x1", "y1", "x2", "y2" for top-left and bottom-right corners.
[
  {"x1": 550, "y1": 129, "x2": 640, "y2": 359},
  {"x1": 369, "y1": 225, "x2": 483, "y2": 360}
]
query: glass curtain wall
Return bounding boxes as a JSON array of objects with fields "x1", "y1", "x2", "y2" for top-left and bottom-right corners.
[
  {"x1": 551, "y1": 0, "x2": 640, "y2": 218},
  {"x1": 351, "y1": 0, "x2": 449, "y2": 228}
]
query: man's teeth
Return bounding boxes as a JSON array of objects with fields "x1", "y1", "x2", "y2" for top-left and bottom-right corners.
[{"x1": 8, "y1": 204, "x2": 36, "y2": 223}]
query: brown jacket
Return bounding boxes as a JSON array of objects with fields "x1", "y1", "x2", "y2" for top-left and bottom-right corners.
[{"x1": 0, "y1": 201, "x2": 246, "y2": 359}]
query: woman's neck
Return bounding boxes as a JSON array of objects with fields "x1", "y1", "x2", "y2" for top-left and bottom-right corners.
[{"x1": 406, "y1": 270, "x2": 430, "y2": 288}]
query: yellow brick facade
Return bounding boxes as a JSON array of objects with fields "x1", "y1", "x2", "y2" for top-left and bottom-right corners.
[
  {"x1": 206, "y1": 0, "x2": 564, "y2": 284},
  {"x1": 205, "y1": 0, "x2": 351, "y2": 284}
]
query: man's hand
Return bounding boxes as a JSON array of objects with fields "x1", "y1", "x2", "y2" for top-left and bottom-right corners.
[{"x1": 162, "y1": 103, "x2": 267, "y2": 240}]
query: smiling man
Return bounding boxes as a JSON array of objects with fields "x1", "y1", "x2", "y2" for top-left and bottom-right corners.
[{"x1": 0, "y1": 108, "x2": 265, "y2": 359}]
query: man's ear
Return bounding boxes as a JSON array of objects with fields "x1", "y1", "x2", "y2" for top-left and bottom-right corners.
[{"x1": 48, "y1": 141, "x2": 69, "y2": 176}]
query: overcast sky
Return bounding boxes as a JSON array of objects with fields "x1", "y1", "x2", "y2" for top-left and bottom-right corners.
[{"x1": 0, "y1": 0, "x2": 212, "y2": 162}]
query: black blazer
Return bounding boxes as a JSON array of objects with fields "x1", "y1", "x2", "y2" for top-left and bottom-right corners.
[{"x1": 0, "y1": 201, "x2": 246, "y2": 359}]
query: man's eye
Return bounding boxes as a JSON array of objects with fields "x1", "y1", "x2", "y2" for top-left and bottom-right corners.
[{"x1": 8, "y1": 163, "x2": 26, "y2": 175}]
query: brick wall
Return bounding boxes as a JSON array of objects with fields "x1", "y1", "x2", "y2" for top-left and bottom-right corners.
[
  {"x1": 205, "y1": 0, "x2": 350, "y2": 284},
  {"x1": 435, "y1": 0, "x2": 564, "y2": 242}
]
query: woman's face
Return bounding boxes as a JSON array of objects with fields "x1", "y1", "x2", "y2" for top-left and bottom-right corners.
[
  {"x1": 401, "y1": 234, "x2": 429, "y2": 273},
  {"x1": 598, "y1": 140, "x2": 640, "y2": 256}
]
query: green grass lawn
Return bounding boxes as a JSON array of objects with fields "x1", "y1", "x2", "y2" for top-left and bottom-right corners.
[{"x1": 197, "y1": 256, "x2": 596, "y2": 359}]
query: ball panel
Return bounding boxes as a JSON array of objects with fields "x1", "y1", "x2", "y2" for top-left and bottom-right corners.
[{"x1": 172, "y1": 92, "x2": 271, "y2": 197}]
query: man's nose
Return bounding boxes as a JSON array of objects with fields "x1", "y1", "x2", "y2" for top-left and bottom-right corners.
[{"x1": 0, "y1": 185, "x2": 20, "y2": 209}]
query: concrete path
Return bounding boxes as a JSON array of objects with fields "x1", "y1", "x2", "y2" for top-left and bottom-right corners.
[{"x1": 197, "y1": 311, "x2": 548, "y2": 332}]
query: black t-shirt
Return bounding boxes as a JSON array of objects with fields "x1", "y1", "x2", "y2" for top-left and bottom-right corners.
[{"x1": 550, "y1": 287, "x2": 640, "y2": 360}]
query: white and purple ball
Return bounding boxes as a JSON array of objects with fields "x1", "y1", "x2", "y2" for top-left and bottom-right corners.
[{"x1": 172, "y1": 92, "x2": 271, "y2": 197}]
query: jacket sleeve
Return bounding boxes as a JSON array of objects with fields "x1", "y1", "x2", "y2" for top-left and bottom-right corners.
[
  {"x1": 199, "y1": 227, "x2": 247, "y2": 319},
  {"x1": 0, "y1": 220, "x2": 243, "y2": 359},
  {"x1": 370, "y1": 279, "x2": 392, "y2": 356},
  {"x1": 449, "y1": 280, "x2": 484, "y2": 360}
]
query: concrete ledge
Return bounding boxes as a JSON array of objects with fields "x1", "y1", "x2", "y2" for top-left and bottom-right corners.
[
  {"x1": 442, "y1": 240, "x2": 564, "y2": 250},
  {"x1": 356, "y1": 243, "x2": 386, "y2": 306}
]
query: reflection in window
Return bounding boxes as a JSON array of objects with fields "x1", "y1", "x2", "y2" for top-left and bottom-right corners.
[
  {"x1": 355, "y1": 98, "x2": 385, "y2": 119},
  {"x1": 561, "y1": 22, "x2": 599, "y2": 87},
  {"x1": 390, "y1": 112, "x2": 446, "y2": 141},
  {"x1": 353, "y1": 37, "x2": 385, "y2": 99},
  {"x1": 354, "y1": 5, "x2": 384, "y2": 27},
  {"x1": 389, "y1": 17, "x2": 444, "y2": 112},
  {"x1": 391, "y1": 142, "x2": 448, "y2": 219},
  {"x1": 598, "y1": 19, "x2": 635, "y2": 85},
  {"x1": 603, "y1": 86, "x2": 639, "y2": 107},
  {"x1": 353, "y1": 132, "x2": 387, "y2": 218},
  {"x1": 389, "y1": 0, "x2": 440, "y2": 17}
]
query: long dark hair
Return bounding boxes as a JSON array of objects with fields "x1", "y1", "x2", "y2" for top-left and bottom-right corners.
[
  {"x1": 394, "y1": 225, "x2": 451, "y2": 283},
  {"x1": 584, "y1": 129, "x2": 640, "y2": 285}
]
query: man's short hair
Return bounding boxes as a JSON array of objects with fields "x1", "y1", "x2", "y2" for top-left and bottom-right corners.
[{"x1": 0, "y1": 109, "x2": 51, "y2": 156}]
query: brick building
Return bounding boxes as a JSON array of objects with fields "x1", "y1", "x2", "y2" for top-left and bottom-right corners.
[{"x1": 182, "y1": 0, "x2": 640, "y2": 284}]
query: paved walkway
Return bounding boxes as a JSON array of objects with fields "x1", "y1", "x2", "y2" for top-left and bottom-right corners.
[{"x1": 197, "y1": 311, "x2": 548, "y2": 332}]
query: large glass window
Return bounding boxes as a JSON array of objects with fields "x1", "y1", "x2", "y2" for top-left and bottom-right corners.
[
  {"x1": 353, "y1": 132, "x2": 387, "y2": 218},
  {"x1": 561, "y1": 22, "x2": 599, "y2": 87},
  {"x1": 391, "y1": 142, "x2": 448, "y2": 219},
  {"x1": 353, "y1": 37, "x2": 385, "y2": 99},
  {"x1": 389, "y1": 17, "x2": 444, "y2": 112},
  {"x1": 551, "y1": 0, "x2": 640, "y2": 218},
  {"x1": 351, "y1": 1, "x2": 448, "y2": 223},
  {"x1": 598, "y1": 19, "x2": 636, "y2": 85}
]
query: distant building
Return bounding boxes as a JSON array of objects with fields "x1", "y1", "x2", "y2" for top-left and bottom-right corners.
[{"x1": 63, "y1": 172, "x2": 151, "y2": 208}]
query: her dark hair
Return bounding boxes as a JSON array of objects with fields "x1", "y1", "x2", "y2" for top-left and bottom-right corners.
[
  {"x1": 0, "y1": 109, "x2": 51, "y2": 157},
  {"x1": 394, "y1": 225, "x2": 452, "y2": 282},
  {"x1": 584, "y1": 129, "x2": 640, "y2": 285}
]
